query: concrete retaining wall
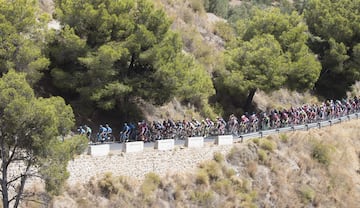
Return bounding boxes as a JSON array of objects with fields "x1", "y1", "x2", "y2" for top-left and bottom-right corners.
[
  {"x1": 88, "y1": 144, "x2": 110, "y2": 156},
  {"x1": 155, "y1": 139, "x2": 175, "y2": 151},
  {"x1": 123, "y1": 141, "x2": 144, "y2": 153},
  {"x1": 215, "y1": 135, "x2": 233, "y2": 145},
  {"x1": 185, "y1": 137, "x2": 204, "y2": 148}
]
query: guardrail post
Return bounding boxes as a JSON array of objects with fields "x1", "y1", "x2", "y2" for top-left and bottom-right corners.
[
  {"x1": 240, "y1": 135, "x2": 243, "y2": 143},
  {"x1": 259, "y1": 131, "x2": 263, "y2": 138},
  {"x1": 329, "y1": 120, "x2": 332, "y2": 126},
  {"x1": 356, "y1": 113, "x2": 359, "y2": 119},
  {"x1": 317, "y1": 122, "x2": 321, "y2": 129},
  {"x1": 291, "y1": 126, "x2": 295, "y2": 131},
  {"x1": 347, "y1": 115, "x2": 351, "y2": 120},
  {"x1": 305, "y1": 124, "x2": 309, "y2": 131}
]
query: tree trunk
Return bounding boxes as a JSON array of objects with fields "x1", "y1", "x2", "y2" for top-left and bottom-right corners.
[
  {"x1": 14, "y1": 161, "x2": 31, "y2": 208},
  {"x1": 1, "y1": 138, "x2": 9, "y2": 208},
  {"x1": 244, "y1": 88, "x2": 256, "y2": 113}
]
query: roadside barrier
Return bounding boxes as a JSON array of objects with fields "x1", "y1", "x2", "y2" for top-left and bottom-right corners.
[
  {"x1": 123, "y1": 141, "x2": 144, "y2": 153},
  {"x1": 155, "y1": 139, "x2": 175, "y2": 151},
  {"x1": 214, "y1": 135, "x2": 233, "y2": 145},
  {"x1": 185, "y1": 137, "x2": 204, "y2": 148}
]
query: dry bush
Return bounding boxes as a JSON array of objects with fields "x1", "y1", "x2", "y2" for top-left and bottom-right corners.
[
  {"x1": 227, "y1": 145, "x2": 258, "y2": 165},
  {"x1": 199, "y1": 160, "x2": 223, "y2": 181},
  {"x1": 195, "y1": 169, "x2": 209, "y2": 186},
  {"x1": 258, "y1": 149, "x2": 267, "y2": 163},
  {"x1": 310, "y1": 139, "x2": 333, "y2": 166},
  {"x1": 189, "y1": 0, "x2": 205, "y2": 13},
  {"x1": 213, "y1": 152, "x2": 225, "y2": 163},
  {"x1": 246, "y1": 161, "x2": 258, "y2": 178},
  {"x1": 213, "y1": 178, "x2": 232, "y2": 195},
  {"x1": 140, "y1": 172, "x2": 162, "y2": 202},
  {"x1": 189, "y1": 190, "x2": 215, "y2": 206},
  {"x1": 254, "y1": 89, "x2": 319, "y2": 111},
  {"x1": 260, "y1": 138, "x2": 277, "y2": 152},
  {"x1": 298, "y1": 185, "x2": 316, "y2": 204}
]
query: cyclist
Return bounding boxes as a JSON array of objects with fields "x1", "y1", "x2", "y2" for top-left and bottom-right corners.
[
  {"x1": 77, "y1": 126, "x2": 86, "y2": 135},
  {"x1": 98, "y1": 125, "x2": 107, "y2": 142},
  {"x1": 84, "y1": 125, "x2": 92, "y2": 140},
  {"x1": 120, "y1": 123, "x2": 131, "y2": 142},
  {"x1": 105, "y1": 124, "x2": 113, "y2": 141}
]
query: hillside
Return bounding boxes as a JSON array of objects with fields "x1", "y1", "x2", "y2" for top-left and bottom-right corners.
[{"x1": 44, "y1": 119, "x2": 360, "y2": 208}]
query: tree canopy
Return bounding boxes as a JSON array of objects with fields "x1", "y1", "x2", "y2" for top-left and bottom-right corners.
[
  {"x1": 304, "y1": 0, "x2": 360, "y2": 98},
  {"x1": 219, "y1": 8, "x2": 321, "y2": 111},
  {"x1": 0, "y1": 0, "x2": 50, "y2": 84},
  {"x1": 0, "y1": 70, "x2": 86, "y2": 208},
  {"x1": 48, "y1": 0, "x2": 214, "y2": 115}
]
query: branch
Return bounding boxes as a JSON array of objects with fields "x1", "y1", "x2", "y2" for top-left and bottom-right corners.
[
  {"x1": 14, "y1": 161, "x2": 32, "y2": 208},
  {"x1": 6, "y1": 142, "x2": 19, "y2": 169},
  {"x1": 6, "y1": 175, "x2": 22, "y2": 186}
]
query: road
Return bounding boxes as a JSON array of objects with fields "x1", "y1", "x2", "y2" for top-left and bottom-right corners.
[{"x1": 104, "y1": 112, "x2": 360, "y2": 152}]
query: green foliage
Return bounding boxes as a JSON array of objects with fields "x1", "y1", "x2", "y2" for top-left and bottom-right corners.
[
  {"x1": 50, "y1": 0, "x2": 215, "y2": 115},
  {"x1": 213, "y1": 21, "x2": 235, "y2": 42},
  {"x1": 0, "y1": 70, "x2": 77, "y2": 206},
  {"x1": 39, "y1": 135, "x2": 88, "y2": 195},
  {"x1": 219, "y1": 7, "x2": 321, "y2": 111},
  {"x1": 311, "y1": 139, "x2": 333, "y2": 166},
  {"x1": 0, "y1": 0, "x2": 50, "y2": 84},
  {"x1": 304, "y1": 0, "x2": 360, "y2": 98},
  {"x1": 203, "y1": 0, "x2": 229, "y2": 18}
]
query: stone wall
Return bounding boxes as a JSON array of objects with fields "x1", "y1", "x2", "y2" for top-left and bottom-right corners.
[{"x1": 67, "y1": 143, "x2": 235, "y2": 185}]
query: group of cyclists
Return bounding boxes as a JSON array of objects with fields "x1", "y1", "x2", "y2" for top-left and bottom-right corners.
[
  {"x1": 79, "y1": 97, "x2": 360, "y2": 143},
  {"x1": 78, "y1": 124, "x2": 114, "y2": 143}
]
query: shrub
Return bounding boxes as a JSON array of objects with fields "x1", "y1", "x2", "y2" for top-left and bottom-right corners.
[
  {"x1": 299, "y1": 185, "x2": 316, "y2": 203},
  {"x1": 195, "y1": 169, "x2": 209, "y2": 185},
  {"x1": 258, "y1": 149, "x2": 267, "y2": 162},
  {"x1": 213, "y1": 21, "x2": 235, "y2": 41},
  {"x1": 252, "y1": 138, "x2": 260, "y2": 145},
  {"x1": 224, "y1": 167, "x2": 236, "y2": 178},
  {"x1": 213, "y1": 152, "x2": 225, "y2": 163},
  {"x1": 199, "y1": 160, "x2": 223, "y2": 181},
  {"x1": 189, "y1": 0, "x2": 204, "y2": 13},
  {"x1": 189, "y1": 190, "x2": 214, "y2": 206},
  {"x1": 140, "y1": 172, "x2": 162, "y2": 201},
  {"x1": 260, "y1": 138, "x2": 277, "y2": 152},
  {"x1": 311, "y1": 140, "x2": 333, "y2": 166},
  {"x1": 97, "y1": 173, "x2": 120, "y2": 198},
  {"x1": 213, "y1": 178, "x2": 232, "y2": 195},
  {"x1": 279, "y1": 134, "x2": 289, "y2": 143}
]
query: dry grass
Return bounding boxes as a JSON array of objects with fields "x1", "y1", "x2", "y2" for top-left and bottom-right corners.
[{"x1": 254, "y1": 88, "x2": 320, "y2": 111}]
